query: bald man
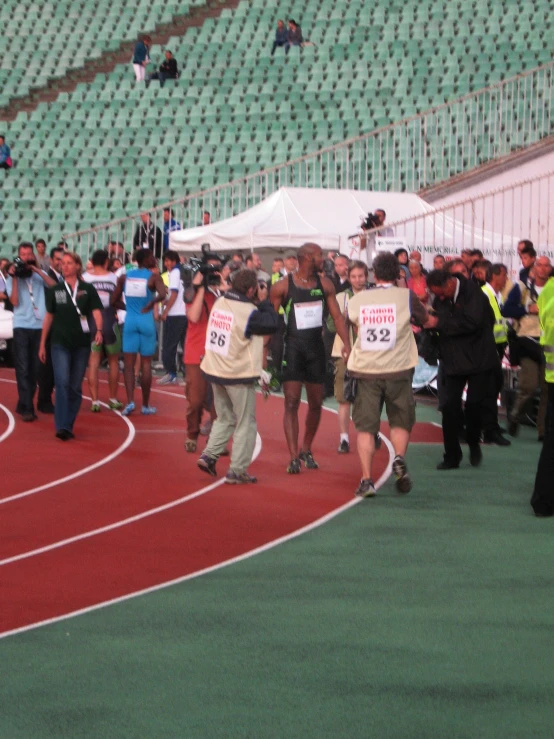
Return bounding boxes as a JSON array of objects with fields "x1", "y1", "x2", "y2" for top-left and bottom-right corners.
[{"x1": 270, "y1": 243, "x2": 351, "y2": 473}]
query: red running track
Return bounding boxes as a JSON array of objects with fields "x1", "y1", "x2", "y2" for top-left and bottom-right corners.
[{"x1": 0, "y1": 370, "x2": 394, "y2": 636}]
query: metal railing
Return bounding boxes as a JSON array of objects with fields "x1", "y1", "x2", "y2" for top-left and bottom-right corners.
[
  {"x1": 354, "y1": 169, "x2": 554, "y2": 279},
  {"x1": 64, "y1": 60, "x2": 554, "y2": 259}
]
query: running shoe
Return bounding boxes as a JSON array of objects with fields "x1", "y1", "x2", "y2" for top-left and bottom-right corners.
[
  {"x1": 184, "y1": 438, "x2": 197, "y2": 453},
  {"x1": 337, "y1": 439, "x2": 350, "y2": 454},
  {"x1": 374, "y1": 433, "x2": 382, "y2": 450},
  {"x1": 108, "y1": 399, "x2": 123, "y2": 410},
  {"x1": 355, "y1": 479, "x2": 376, "y2": 498},
  {"x1": 141, "y1": 406, "x2": 157, "y2": 415},
  {"x1": 299, "y1": 450, "x2": 319, "y2": 469},
  {"x1": 157, "y1": 373, "x2": 177, "y2": 386},
  {"x1": 91, "y1": 402, "x2": 101, "y2": 413},
  {"x1": 198, "y1": 453, "x2": 217, "y2": 476},
  {"x1": 392, "y1": 454, "x2": 412, "y2": 494},
  {"x1": 121, "y1": 402, "x2": 135, "y2": 416},
  {"x1": 225, "y1": 471, "x2": 258, "y2": 485},
  {"x1": 287, "y1": 458, "x2": 301, "y2": 474},
  {"x1": 200, "y1": 419, "x2": 213, "y2": 436}
]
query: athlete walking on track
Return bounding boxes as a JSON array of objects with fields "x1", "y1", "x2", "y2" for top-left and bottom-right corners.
[{"x1": 270, "y1": 243, "x2": 351, "y2": 473}]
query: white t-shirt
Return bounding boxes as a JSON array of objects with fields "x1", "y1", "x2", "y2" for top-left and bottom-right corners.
[{"x1": 166, "y1": 266, "x2": 186, "y2": 317}]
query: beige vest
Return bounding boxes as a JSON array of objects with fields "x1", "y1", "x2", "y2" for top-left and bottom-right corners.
[
  {"x1": 331, "y1": 290, "x2": 355, "y2": 358},
  {"x1": 347, "y1": 286, "x2": 418, "y2": 376},
  {"x1": 200, "y1": 295, "x2": 263, "y2": 380}
]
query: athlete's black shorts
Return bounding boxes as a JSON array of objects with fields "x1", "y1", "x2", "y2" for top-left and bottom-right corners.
[{"x1": 282, "y1": 336, "x2": 326, "y2": 384}]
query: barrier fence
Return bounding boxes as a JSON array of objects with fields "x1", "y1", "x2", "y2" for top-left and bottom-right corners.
[
  {"x1": 351, "y1": 170, "x2": 554, "y2": 280},
  {"x1": 64, "y1": 60, "x2": 554, "y2": 259}
]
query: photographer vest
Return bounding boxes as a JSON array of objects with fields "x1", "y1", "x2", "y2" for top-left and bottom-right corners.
[
  {"x1": 346, "y1": 285, "x2": 418, "y2": 377},
  {"x1": 482, "y1": 282, "x2": 508, "y2": 344},
  {"x1": 515, "y1": 279, "x2": 541, "y2": 338},
  {"x1": 201, "y1": 294, "x2": 263, "y2": 382},
  {"x1": 538, "y1": 277, "x2": 554, "y2": 383}
]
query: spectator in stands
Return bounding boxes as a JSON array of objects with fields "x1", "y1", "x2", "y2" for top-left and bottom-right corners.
[
  {"x1": 35, "y1": 239, "x2": 49, "y2": 272},
  {"x1": 472, "y1": 259, "x2": 492, "y2": 286},
  {"x1": 202, "y1": 211, "x2": 211, "y2": 226},
  {"x1": 285, "y1": 19, "x2": 304, "y2": 53},
  {"x1": 502, "y1": 255, "x2": 552, "y2": 441},
  {"x1": 0, "y1": 135, "x2": 12, "y2": 170},
  {"x1": 518, "y1": 240, "x2": 536, "y2": 284},
  {"x1": 409, "y1": 250, "x2": 427, "y2": 275},
  {"x1": 162, "y1": 207, "x2": 181, "y2": 252},
  {"x1": 426, "y1": 268, "x2": 499, "y2": 470},
  {"x1": 132, "y1": 35, "x2": 151, "y2": 82},
  {"x1": 133, "y1": 213, "x2": 163, "y2": 260},
  {"x1": 433, "y1": 254, "x2": 446, "y2": 270},
  {"x1": 146, "y1": 50, "x2": 178, "y2": 87},
  {"x1": 6, "y1": 242, "x2": 57, "y2": 420},
  {"x1": 271, "y1": 20, "x2": 289, "y2": 55},
  {"x1": 158, "y1": 250, "x2": 187, "y2": 386}
]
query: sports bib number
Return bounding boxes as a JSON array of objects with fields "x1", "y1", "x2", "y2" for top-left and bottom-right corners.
[
  {"x1": 206, "y1": 309, "x2": 234, "y2": 357},
  {"x1": 359, "y1": 304, "x2": 397, "y2": 351},
  {"x1": 126, "y1": 278, "x2": 147, "y2": 298},
  {"x1": 294, "y1": 301, "x2": 323, "y2": 330}
]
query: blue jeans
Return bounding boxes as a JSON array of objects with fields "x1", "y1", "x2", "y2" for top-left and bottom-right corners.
[{"x1": 51, "y1": 344, "x2": 91, "y2": 433}]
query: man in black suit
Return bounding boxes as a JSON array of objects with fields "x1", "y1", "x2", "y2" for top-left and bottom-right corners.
[
  {"x1": 426, "y1": 269, "x2": 499, "y2": 470},
  {"x1": 47, "y1": 246, "x2": 64, "y2": 283},
  {"x1": 38, "y1": 245, "x2": 65, "y2": 412},
  {"x1": 133, "y1": 213, "x2": 163, "y2": 260}
]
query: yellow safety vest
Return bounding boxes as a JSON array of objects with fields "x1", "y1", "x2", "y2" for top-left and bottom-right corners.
[
  {"x1": 482, "y1": 283, "x2": 508, "y2": 344},
  {"x1": 271, "y1": 272, "x2": 285, "y2": 315},
  {"x1": 538, "y1": 277, "x2": 554, "y2": 383}
]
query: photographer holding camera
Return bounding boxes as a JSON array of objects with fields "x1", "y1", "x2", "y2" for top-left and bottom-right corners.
[
  {"x1": 183, "y1": 249, "x2": 229, "y2": 452},
  {"x1": 197, "y1": 269, "x2": 278, "y2": 483},
  {"x1": 6, "y1": 242, "x2": 57, "y2": 421}
]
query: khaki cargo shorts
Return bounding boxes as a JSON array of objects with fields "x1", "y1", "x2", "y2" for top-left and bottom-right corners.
[{"x1": 352, "y1": 376, "x2": 415, "y2": 434}]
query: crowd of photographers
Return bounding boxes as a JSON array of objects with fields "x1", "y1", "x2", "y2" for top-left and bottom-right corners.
[{"x1": 1, "y1": 234, "x2": 553, "y2": 514}]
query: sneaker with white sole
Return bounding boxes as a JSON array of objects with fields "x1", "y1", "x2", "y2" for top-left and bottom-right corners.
[
  {"x1": 197, "y1": 453, "x2": 217, "y2": 476},
  {"x1": 157, "y1": 374, "x2": 177, "y2": 386},
  {"x1": 355, "y1": 479, "x2": 376, "y2": 498},
  {"x1": 141, "y1": 406, "x2": 157, "y2": 415},
  {"x1": 108, "y1": 399, "x2": 123, "y2": 410},
  {"x1": 121, "y1": 402, "x2": 135, "y2": 416},
  {"x1": 91, "y1": 402, "x2": 101, "y2": 413}
]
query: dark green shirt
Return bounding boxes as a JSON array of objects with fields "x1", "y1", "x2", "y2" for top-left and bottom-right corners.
[{"x1": 45, "y1": 280, "x2": 103, "y2": 349}]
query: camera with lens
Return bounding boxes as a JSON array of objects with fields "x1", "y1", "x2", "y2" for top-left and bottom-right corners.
[
  {"x1": 322, "y1": 258, "x2": 336, "y2": 279},
  {"x1": 182, "y1": 243, "x2": 229, "y2": 301},
  {"x1": 361, "y1": 212, "x2": 381, "y2": 231},
  {"x1": 13, "y1": 256, "x2": 35, "y2": 279}
]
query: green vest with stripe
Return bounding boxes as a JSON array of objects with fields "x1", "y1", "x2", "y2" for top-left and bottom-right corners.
[
  {"x1": 538, "y1": 277, "x2": 554, "y2": 383},
  {"x1": 482, "y1": 282, "x2": 508, "y2": 344},
  {"x1": 271, "y1": 272, "x2": 285, "y2": 315}
]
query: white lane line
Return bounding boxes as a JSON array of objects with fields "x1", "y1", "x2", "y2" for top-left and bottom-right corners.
[
  {"x1": 0, "y1": 403, "x2": 15, "y2": 444},
  {"x1": 0, "y1": 379, "x2": 135, "y2": 505},
  {"x1": 0, "y1": 432, "x2": 262, "y2": 567},
  {"x1": 0, "y1": 430, "x2": 393, "y2": 640}
]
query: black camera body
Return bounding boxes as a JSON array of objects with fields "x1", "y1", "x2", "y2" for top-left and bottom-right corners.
[
  {"x1": 322, "y1": 258, "x2": 336, "y2": 279},
  {"x1": 13, "y1": 257, "x2": 35, "y2": 279},
  {"x1": 362, "y1": 212, "x2": 380, "y2": 231},
  {"x1": 182, "y1": 243, "x2": 229, "y2": 301}
]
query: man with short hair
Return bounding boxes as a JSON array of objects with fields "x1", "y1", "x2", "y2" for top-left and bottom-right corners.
[
  {"x1": 6, "y1": 242, "x2": 57, "y2": 420},
  {"x1": 433, "y1": 254, "x2": 446, "y2": 270},
  {"x1": 332, "y1": 254, "x2": 351, "y2": 293},
  {"x1": 518, "y1": 240, "x2": 536, "y2": 284},
  {"x1": 271, "y1": 258, "x2": 284, "y2": 279},
  {"x1": 347, "y1": 252, "x2": 429, "y2": 496},
  {"x1": 48, "y1": 247, "x2": 64, "y2": 283},
  {"x1": 271, "y1": 19, "x2": 289, "y2": 55},
  {"x1": 502, "y1": 255, "x2": 552, "y2": 440},
  {"x1": 158, "y1": 250, "x2": 187, "y2": 385},
  {"x1": 162, "y1": 208, "x2": 181, "y2": 252},
  {"x1": 447, "y1": 258, "x2": 470, "y2": 279},
  {"x1": 426, "y1": 268, "x2": 499, "y2": 469},
  {"x1": 197, "y1": 270, "x2": 278, "y2": 484},
  {"x1": 270, "y1": 243, "x2": 351, "y2": 473},
  {"x1": 35, "y1": 239, "x2": 50, "y2": 272},
  {"x1": 283, "y1": 252, "x2": 298, "y2": 275},
  {"x1": 202, "y1": 211, "x2": 211, "y2": 226},
  {"x1": 472, "y1": 259, "x2": 492, "y2": 286},
  {"x1": 252, "y1": 253, "x2": 270, "y2": 282},
  {"x1": 82, "y1": 249, "x2": 122, "y2": 410},
  {"x1": 147, "y1": 50, "x2": 178, "y2": 87},
  {"x1": 375, "y1": 209, "x2": 394, "y2": 237},
  {"x1": 132, "y1": 213, "x2": 163, "y2": 260},
  {"x1": 111, "y1": 250, "x2": 167, "y2": 416},
  {"x1": 481, "y1": 263, "x2": 510, "y2": 446}
]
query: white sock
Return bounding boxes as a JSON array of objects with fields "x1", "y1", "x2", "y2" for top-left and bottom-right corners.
[
  {"x1": 340, "y1": 433, "x2": 349, "y2": 443},
  {"x1": 109, "y1": 398, "x2": 118, "y2": 404}
]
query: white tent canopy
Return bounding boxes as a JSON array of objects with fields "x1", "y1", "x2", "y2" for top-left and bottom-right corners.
[{"x1": 169, "y1": 187, "x2": 432, "y2": 254}]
